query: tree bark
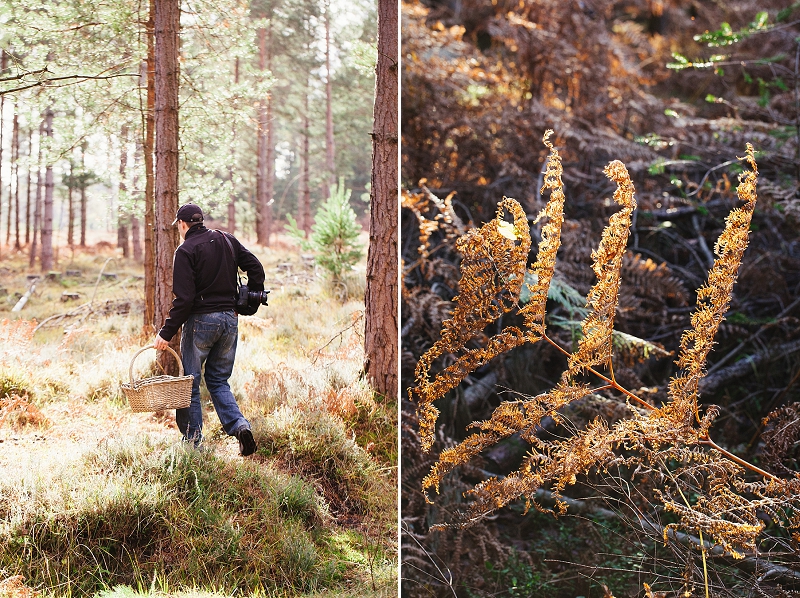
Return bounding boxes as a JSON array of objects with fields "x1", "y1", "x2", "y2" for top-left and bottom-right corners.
[
  {"x1": 29, "y1": 120, "x2": 43, "y2": 269},
  {"x1": 40, "y1": 109, "x2": 54, "y2": 272},
  {"x1": 325, "y1": 0, "x2": 335, "y2": 189},
  {"x1": 5, "y1": 105, "x2": 14, "y2": 247},
  {"x1": 67, "y1": 160, "x2": 74, "y2": 246},
  {"x1": 363, "y1": 0, "x2": 398, "y2": 398},
  {"x1": 154, "y1": 0, "x2": 181, "y2": 372},
  {"x1": 228, "y1": 57, "x2": 239, "y2": 234},
  {"x1": 143, "y1": 5, "x2": 156, "y2": 333},
  {"x1": 24, "y1": 127, "x2": 32, "y2": 246},
  {"x1": 131, "y1": 142, "x2": 143, "y2": 263},
  {"x1": 10, "y1": 106, "x2": 20, "y2": 250},
  {"x1": 299, "y1": 85, "x2": 311, "y2": 235},
  {"x1": 79, "y1": 142, "x2": 87, "y2": 247},
  {"x1": 265, "y1": 27, "x2": 275, "y2": 243},
  {"x1": 117, "y1": 125, "x2": 130, "y2": 258},
  {"x1": 0, "y1": 53, "x2": 5, "y2": 258},
  {"x1": 255, "y1": 26, "x2": 273, "y2": 245}
]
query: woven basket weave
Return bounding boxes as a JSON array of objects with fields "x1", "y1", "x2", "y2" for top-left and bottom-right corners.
[{"x1": 121, "y1": 346, "x2": 193, "y2": 412}]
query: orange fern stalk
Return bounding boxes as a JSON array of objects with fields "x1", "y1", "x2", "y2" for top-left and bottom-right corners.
[
  {"x1": 666, "y1": 144, "x2": 758, "y2": 429},
  {"x1": 413, "y1": 130, "x2": 567, "y2": 453}
]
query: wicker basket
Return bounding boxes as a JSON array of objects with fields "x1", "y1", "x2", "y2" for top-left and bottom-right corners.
[{"x1": 121, "y1": 346, "x2": 194, "y2": 412}]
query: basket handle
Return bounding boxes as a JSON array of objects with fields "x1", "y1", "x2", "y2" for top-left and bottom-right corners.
[{"x1": 129, "y1": 345, "x2": 185, "y2": 384}]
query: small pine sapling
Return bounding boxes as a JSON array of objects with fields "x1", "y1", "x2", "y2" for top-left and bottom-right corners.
[{"x1": 286, "y1": 177, "x2": 364, "y2": 284}]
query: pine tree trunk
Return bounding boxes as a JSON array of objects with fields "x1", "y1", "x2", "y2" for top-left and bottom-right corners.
[
  {"x1": 6, "y1": 106, "x2": 15, "y2": 248},
  {"x1": 79, "y1": 143, "x2": 87, "y2": 247},
  {"x1": 143, "y1": 4, "x2": 157, "y2": 333},
  {"x1": 325, "y1": 0, "x2": 335, "y2": 189},
  {"x1": 67, "y1": 160, "x2": 74, "y2": 246},
  {"x1": 255, "y1": 27, "x2": 271, "y2": 245},
  {"x1": 0, "y1": 54, "x2": 5, "y2": 258},
  {"x1": 228, "y1": 57, "x2": 239, "y2": 234},
  {"x1": 363, "y1": 0, "x2": 399, "y2": 398},
  {"x1": 154, "y1": 0, "x2": 181, "y2": 370},
  {"x1": 131, "y1": 214, "x2": 142, "y2": 261},
  {"x1": 11, "y1": 107, "x2": 20, "y2": 250},
  {"x1": 40, "y1": 109, "x2": 55, "y2": 272},
  {"x1": 299, "y1": 86, "x2": 311, "y2": 235},
  {"x1": 265, "y1": 23, "x2": 274, "y2": 243},
  {"x1": 29, "y1": 120, "x2": 43, "y2": 269},
  {"x1": 118, "y1": 125, "x2": 130, "y2": 258},
  {"x1": 131, "y1": 142, "x2": 143, "y2": 263},
  {"x1": 25, "y1": 127, "x2": 32, "y2": 246}
]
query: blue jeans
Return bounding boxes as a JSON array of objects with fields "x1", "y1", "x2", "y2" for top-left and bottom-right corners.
[{"x1": 176, "y1": 311, "x2": 250, "y2": 440}]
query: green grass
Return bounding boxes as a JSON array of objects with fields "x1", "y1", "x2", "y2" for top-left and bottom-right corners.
[{"x1": 0, "y1": 437, "x2": 337, "y2": 595}]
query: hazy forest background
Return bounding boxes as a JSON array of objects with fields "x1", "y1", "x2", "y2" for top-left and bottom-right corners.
[
  {"x1": 401, "y1": 1, "x2": 800, "y2": 597},
  {"x1": 0, "y1": 0, "x2": 398, "y2": 596}
]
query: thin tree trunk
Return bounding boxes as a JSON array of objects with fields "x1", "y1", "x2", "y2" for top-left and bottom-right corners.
[
  {"x1": 154, "y1": 0, "x2": 181, "y2": 371},
  {"x1": 25, "y1": 127, "x2": 32, "y2": 246},
  {"x1": 325, "y1": 0, "x2": 335, "y2": 189},
  {"x1": 255, "y1": 26, "x2": 271, "y2": 245},
  {"x1": 228, "y1": 57, "x2": 239, "y2": 234},
  {"x1": 143, "y1": 3, "x2": 156, "y2": 333},
  {"x1": 40, "y1": 109, "x2": 55, "y2": 272},
  {"x1": 363, "y1": 0, "x2": 399, "y2": 398},
  {"x1": 67, "y1": 160, "x2": 74, "y2": 246},
  {"x1": 118, "y1": 124, "x2": 130, "y2": 257},
  {"x1": 79, "y1": 142, "x2": 87, "y2": 247},
  {"x1": 5, "y1": 105, "x2": 14, "y2": 247},
  {"x1": 299, "y1": 85, "x2": 311, "y2": 235},
  {"x1": 131, "y1": 142, "x2": 143, "y2": 262},
  {"x1": 265, "y1": 22, "x2": 274, "y2": 243},
  {"x1": 0, "y1": 52, "x2": 5, "y2": 258},
  {"x1": 10, "y1": 106, "x2": 19, "y2": 249},
  {"x1": 29, "y1": 120, "x2": 43, "y2": 269}
]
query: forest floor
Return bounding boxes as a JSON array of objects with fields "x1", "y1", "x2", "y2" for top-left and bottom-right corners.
[{"x1": 0, "y1": 234, "x2": 397, "y2": 598}]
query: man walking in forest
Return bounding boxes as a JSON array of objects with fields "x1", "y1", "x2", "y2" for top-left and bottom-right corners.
[{"x1": 154, "y1": 203, "x2": 265, "y2": 456}]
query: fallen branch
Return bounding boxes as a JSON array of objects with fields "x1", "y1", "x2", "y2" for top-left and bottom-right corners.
[
  {"x1": 707, "y1": 295, "x2": 800, "y2": 375},
  {"x1": 699, "y1": 338, "x2": 800, "y2": 395},
  {"x1": 462, "y1": 371, "x2": 498, "y2": 410},
  {"x1": 11, "y1": 279, "x2": 37, "y2": 312}
]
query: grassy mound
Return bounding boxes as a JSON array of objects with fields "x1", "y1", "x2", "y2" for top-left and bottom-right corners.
[{"x1": 0, "y1": 436, "x2": 340, "y2": 595}]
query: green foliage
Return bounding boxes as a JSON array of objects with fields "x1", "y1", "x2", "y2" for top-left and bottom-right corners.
[
  {"x1": 0, "y1": 366, "x2": 34, "y2": 399},
  {"x1": 521, "y1": 273, "x2": 587, "y2": 319},
  {"x1": 694, "y1": 12, "x2": 770, "y2": 47},
  {"x1": 347, "y1": 39, "x2": 378, "y2": 76},
  {"x1": 286, "y1": 178, "x2": 364, "y2": 283},
  {"x1": 777, "y1": 3, "x2": 800, "y2": 22},
  {"x1": 667, "y1": 52, "x2": 726, "y2": 71},
  {"x1": 647, "y1": 158, "x2": 667, "y2": 175},
  {"x1": 483, "y1": 551, "x2": 551, "y2": 598},
  {"x1": 634, "y1": 133, "x2": 670, "y2": 149}
]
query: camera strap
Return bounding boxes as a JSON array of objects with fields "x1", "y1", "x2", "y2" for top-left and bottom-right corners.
[{"x1": 216, "y1": 230, "x2": 243, "y2": 288}]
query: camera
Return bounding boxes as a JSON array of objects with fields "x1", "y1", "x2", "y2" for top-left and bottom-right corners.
[{"x1": 236, "y1": 285, "x2": 270, "y2": 315}]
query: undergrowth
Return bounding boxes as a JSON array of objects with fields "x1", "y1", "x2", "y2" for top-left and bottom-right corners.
[
  {"x1": 0, "y1": 437, "x2": 332, "y2": 594},
  {"x1": 405, "y1": 133, "x2": 800, "y2": 597},
  {"x1": 0, "y1": 238, "x2": 397, "y2": 597}
]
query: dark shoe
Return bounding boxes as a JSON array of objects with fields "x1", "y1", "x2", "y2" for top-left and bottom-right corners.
[{"x1": 236, "y1": 428, "x2": 256, "y2": 456}]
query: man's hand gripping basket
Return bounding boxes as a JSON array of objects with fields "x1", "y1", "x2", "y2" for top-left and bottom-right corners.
[{"x1": 121, "y1": 346, "x2": 193, "y2": 412}]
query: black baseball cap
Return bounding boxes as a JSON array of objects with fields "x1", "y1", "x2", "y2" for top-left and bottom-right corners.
[{"x1": 172, "y1": 203, "x2": 204, "y2": 225}]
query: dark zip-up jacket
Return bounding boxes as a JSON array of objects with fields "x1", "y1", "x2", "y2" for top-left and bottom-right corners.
[{"x1": 157, "y1": 224, "x2": 265, "y2": 341}]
